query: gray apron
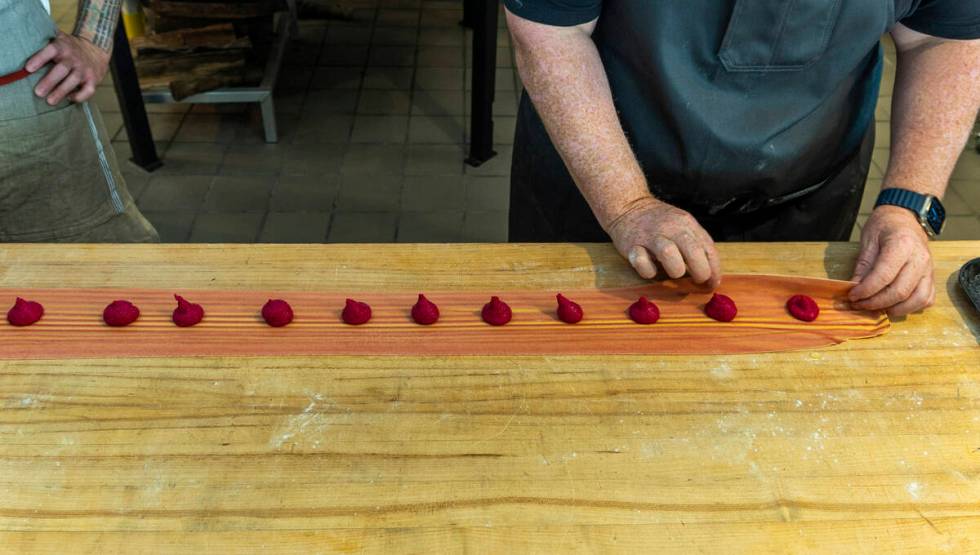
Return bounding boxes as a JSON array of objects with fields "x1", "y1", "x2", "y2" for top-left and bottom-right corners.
[
  {"x1": 509, "y1": 0, "x2": 889, "y2": 243},
  {"x1": 0, "y1": 0, "x2": 157, "y2": 242}
]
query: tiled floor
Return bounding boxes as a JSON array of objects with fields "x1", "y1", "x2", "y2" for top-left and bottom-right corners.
[{"x1": 49, "y1": 0, "x2": 980, "y2": 243}]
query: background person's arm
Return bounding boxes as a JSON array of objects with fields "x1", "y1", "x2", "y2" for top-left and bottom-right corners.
[
  {"x1": 25, "y1": 0, "x2": 123, "y2": 105},
  {"x1": 850, "y1": 25, "x2": 980, "y2": 317},
  {"x1": 506, "y1": 10, "x2": 721, "y2": 287}
]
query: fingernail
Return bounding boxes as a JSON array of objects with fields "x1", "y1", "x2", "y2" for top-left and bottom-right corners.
[{"x1": 627, "y1": 249, "x2": 638, "y2": 267}]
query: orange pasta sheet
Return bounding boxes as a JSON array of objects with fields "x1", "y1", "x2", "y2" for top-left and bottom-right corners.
[{"x1": 0, "y1": 275, "x2": 888, "y2": 359}]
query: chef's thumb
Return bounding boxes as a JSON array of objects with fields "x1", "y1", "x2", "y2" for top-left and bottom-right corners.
[{"x1": 851, "y1": 239, "x2": 879, "y2": 283}]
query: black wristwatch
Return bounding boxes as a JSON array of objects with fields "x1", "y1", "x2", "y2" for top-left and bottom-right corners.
[{"x1": 874, "y1": 188, "x2": 946, "y2": 237}]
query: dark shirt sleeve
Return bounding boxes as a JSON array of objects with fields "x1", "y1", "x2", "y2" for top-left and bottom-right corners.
[
  {"x1": 501, "y1": 0, "x2": 602, "y2": 27},
  {"x1": 900, "y1": 0, "x2": 980, "y2": 39}
]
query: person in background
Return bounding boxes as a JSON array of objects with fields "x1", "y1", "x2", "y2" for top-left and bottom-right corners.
[
  {"x1": 0, "y1": 0, "x2": 158, "y2": 242},
  {"x1": 505, "y1": 1, "x2": 980, "y2": 317}
]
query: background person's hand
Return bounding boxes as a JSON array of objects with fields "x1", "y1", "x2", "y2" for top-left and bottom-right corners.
[
  {"x1": 606, "y1": 195, "x2": 722, "y2": 288},
  {"x1": 849, "y1": 204, "x2": 935, "y2": 317},
  {"x1": 25, "y1": 31, "x2": 110, "y2": 105}
]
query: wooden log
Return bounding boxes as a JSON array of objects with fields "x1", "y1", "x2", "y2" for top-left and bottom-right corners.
[
  {"x1": 135, "y1": 49, "x2": 249, "y2": 77},
  {"x1": 143, "y1": 0, "x2": 285, "y2": 19},
  {"x1": 131, "y1": 23, "x2": 249, "y2": 52}
]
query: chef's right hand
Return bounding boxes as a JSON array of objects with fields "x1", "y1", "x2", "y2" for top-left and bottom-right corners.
[{"x1": 605, "y1": 195, "x2": 722, "y2": 288}]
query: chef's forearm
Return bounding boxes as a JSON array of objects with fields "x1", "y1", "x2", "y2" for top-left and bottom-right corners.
[
  {"x1": 73, "y1": 0, "x2": 123, "y2": 52},
  {"x1": 506, "y1": 11, "x2": 654, "y2": 230},
  {"x1": 884, "y1": 28, "x2": 980, "y2": 197}
]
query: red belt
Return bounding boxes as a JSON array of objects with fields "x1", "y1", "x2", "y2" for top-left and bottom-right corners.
[{"x1": 0, "y1": 67, "x2": 30, "y2": 87}]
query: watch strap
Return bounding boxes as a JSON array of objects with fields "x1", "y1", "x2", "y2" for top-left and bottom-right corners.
[{"x1": 874, "y1": 188, "x2": 926, "y2": 212}]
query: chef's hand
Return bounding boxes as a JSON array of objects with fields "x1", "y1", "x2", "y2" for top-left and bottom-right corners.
[
  {"x1": 849, "y1": 205, "x2": 935, "y2": 317},
  {"x1": 25, "y1": 31, "x2": 110, "y2": 105},
  {"x1": 606, "y1": 195, "x2": 722, "y2": 288}
]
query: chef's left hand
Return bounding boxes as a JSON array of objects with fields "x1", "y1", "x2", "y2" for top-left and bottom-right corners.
[
  {"x1": 25, "y1": 31, "x2": 110, "y2": 105},
  {"x1": 849, "y1": 204, "x2": 935, "y2": 317}
]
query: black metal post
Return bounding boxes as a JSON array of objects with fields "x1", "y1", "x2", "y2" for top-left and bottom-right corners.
[
  {"x1": 460, "y1": 0, "x2": 476, "y2": 28},
  {"x1": 465, "y1": 0, "x2": 499, "y2": 167},
  {"x1": 109, "y1": 23, "x2": 161, "y2": 171}
]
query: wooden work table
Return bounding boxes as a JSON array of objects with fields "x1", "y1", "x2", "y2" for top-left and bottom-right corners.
[{"x1": 0, "y1": 242, "x2": 978, "y2": 553}]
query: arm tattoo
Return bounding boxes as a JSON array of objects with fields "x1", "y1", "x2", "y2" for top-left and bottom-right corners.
[{"x1": 73, "y1": 0, "x2": 123, "y2": 52}]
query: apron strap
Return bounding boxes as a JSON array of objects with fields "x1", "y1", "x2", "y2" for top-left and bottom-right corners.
[{"x1": 0, "y1": 67, "x2": 30, "y2": 87}]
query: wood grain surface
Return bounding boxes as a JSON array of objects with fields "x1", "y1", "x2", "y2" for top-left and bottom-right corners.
[
  {"x1": 0, "y1": 242, "x2": 978, "y2": 554},
  {"x1": 0, "y1": 275, "x2": 887, "y2": 359}
]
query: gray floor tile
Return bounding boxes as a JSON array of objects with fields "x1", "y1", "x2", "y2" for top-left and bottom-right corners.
[
  {"x1": 350, "y1": 7, "x2": 378, "y2": 22},
  {"x1": 491, "y1": 116, "x2": 516, "y2": 144},
  {"x1": 942, "y1": 187, "x2": 975, "y2": 216},
  {"x1": 138, "y1": 175, "x2": 212, "y2": 211},
  {"x1": 462, "y1": 210, "x2": 508, "y2": 242},
  {"x1": 116, "y1": 113, "x2": 184, "y2": 142},
  {"x1": 325, "y1": 24, "x2": 373, "y2": 45},
  {"x1": 465, "y1": 176, "x2": 510, "y2": 211},
  {"x1": 859, "y1": 179, "x2": 882, "y2": 215},
  {"x1": 420, "y1": 8, "x2": 461, "y2": 27},
  {"x1": 342, "y1": 144, "x2": 406, "y2": 174},
  {"x1": 304, "y1": 89, "x2": 360, "y2": 115},
  {"x1": 351, "y1": 115, "x2": 410, "y2": 143},
  {"x1": 874, "y1": 121, "x2": 890, "y2": 148},
  {"x1": 311, "y1": 67, "x2": 364, "y2": 90},
  {"x1": 173, "y1": 114, "x2": 250, "y2": 143},
  {"x1": 99, "y1": 111, "x2": 124, "y2": 140},
  {"x1": 402, "y1": 175, "x2": 465, "y2": 210},
  {"x1": 372, "y1": 26, "x2": 418, "y2": 46},
  {"x1": 940, "y1": 216, "x2": 980, "y2": 240},
  {"x1": 363, "y1": 67, "x2": 415, "y2": 89},
  {"x1": 260, "y1": 212, "x2": 332, "y2": 243},
  {"x1": 370, "y1": 46, "x2": 417, "y2": 67},
  {"x1": 141, "y1": 211, "x2": 197, "y2": 243},
  {"x1": 285, "y1": 43, "x2": 321, "y2": 67},
  {"x1": 951, "y1": 150, "x2": 980, "y2": 181},
  {"x1": 415, "y1": 67, "x2": 464, "y2": 90},
  {"x1": 357, "y1": 89, "x2": 413, "y2": 114},
  {"x1": 464, "y1": 145, "x2": 512, "y2": 176},
  {"x1": 337, "y1": 174, "x2": 403, "y2": 210},
  {"x1": 328, "y1": 211, "x2": 399, "y2": 242},
  {"x1": 412, "y1": 89, "x2": 465, "y2": 116},
  {"x1": 274, "y1": 90, "x2": 308, "y2": 115},
  {"x1": 205, "y1": 175, "x2": 275, "y2": 211},
  {"x1": 397, "y1": 210, "x2": 464, "y2": 242},
  {"x1": 291, "y1": 114, "x2": 354, "y2": 144},
  {"x1": 405, "y1": 144, "x2": 465, "y2": 175},
  {"x1": 377, "y1": 8, "x2": 419, "y2": 26},
  {"x1": 92, "y1": 86, "x2": 121, "y2": 113},
  {"x1": 951, "y1": 180, "x2": 980, "y2": 212},
  {"x1": 409, "y1": 115, "x2": 464, "y2": 143},
  {"x1": 417, "y1": 46, "x2": 464, "y2": 67},
  {"x1": 283, "y1": 144, "x2": 346, "y2": 175},
  {"x1": 121, "y1": 166, "x2": 153, "y2": 202},
  {"x1": 220, "y1": 145, "x2": 284, "y2": 176},
  {"x1": 189, "y1": 212, "x2": 265, "y2": 243},
  {"x1": 319, "y1": 44, "x2": 369, "y2": 66},
  {"x1": 277, "y1": 68, "x2": 314, "y2": 93},
  {"x1": 382, "y1": 0, "x2": 421, "y2": 9},
  {"x1": 272, "y1": 175, "x2": 341, "y2": 211},
  {"x1": 419, "y1": 27, "x2": 463, "y2": 46}
]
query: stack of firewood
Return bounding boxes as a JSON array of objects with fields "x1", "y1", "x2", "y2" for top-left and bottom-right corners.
[{"x1": 134, "y1": 0, "x2": 286, "y2": 99}]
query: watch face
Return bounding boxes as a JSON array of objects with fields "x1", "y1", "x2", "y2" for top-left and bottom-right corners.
[{"x1": 926, "y1": 198, "x2": 946, "y2": 235}]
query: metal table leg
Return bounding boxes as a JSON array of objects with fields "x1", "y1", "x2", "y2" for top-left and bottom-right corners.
[
  {"x1": 465, "y1": 0, "x2": 499, "y2": 167},
  {"x1": 109, "y1": 23, "x2": 161, "y2": 172}
]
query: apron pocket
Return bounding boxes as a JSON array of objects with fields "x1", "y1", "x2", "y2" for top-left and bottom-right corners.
[
  {"x1": 718, "y1": 0, "x2": 843, "y2": 72},
  {"x1": 0, "y1": 103, "x2": 124, "y2": 240}
]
